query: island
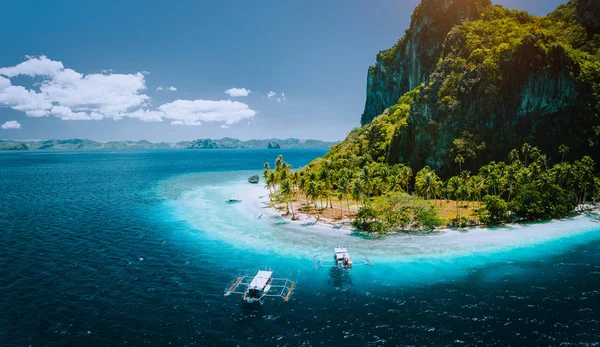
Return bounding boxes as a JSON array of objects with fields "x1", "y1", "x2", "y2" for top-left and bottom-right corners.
[
  {"x1": 0, "y1": 137, "x2": 337, "y2": 150},
  {"x1": 262, "y1": 0, "x2": 600, "y2": 233}
]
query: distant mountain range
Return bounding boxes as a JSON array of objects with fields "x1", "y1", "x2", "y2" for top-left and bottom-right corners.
[
  {"x1": 0, "y1": 138, "x2": 337, "y2": 151},
  {"x1": 186, "y1": 138, "x2": 336, "y2": 149}
]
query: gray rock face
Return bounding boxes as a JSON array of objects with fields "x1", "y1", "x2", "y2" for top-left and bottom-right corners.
[
  {"x1": 391, "y1": 24, "x2": 597, "y2": 176},
  {"x1": 361, "y1": 0, "x2": 491, "y2": 125},
  {"x1": 576, "y1": 0, "x2": 600, "y2": 33}
]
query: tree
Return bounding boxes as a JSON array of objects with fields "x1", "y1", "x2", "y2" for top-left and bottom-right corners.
[
  {"x1": 469, "y1": 175, "x2": 487, "y2": 208},
  {"x1": 263, "y1": 162, "x2": 270, "y2": 185},
  {"x1": 446, "y1": 176, "x2": 461, "y2": 218},
  {"x1": 593, "y1": 177, "x2": 600, "y2": 203},
  {"x1": 482, "y1": 195, "x2": 508, "y2": 224},
  {"x1": 352, "y1": 179, "x2": 363, "y2": 207},
  {"x1": 455, "y1": 154, "x2": 465, "y2": 173},
  {"x1": 361, "y1": 166, "x2": 372, "y2": 200},
  {"x1": 558, "y1": 144, "x2": 569, "y2": 163},
  {"x1": 280, "y1": 178, "x2": 294, "y2": 217},
  {"x1": 306, "y1": 180, "x2": 320, "y2": 220},
  {"x1": 415, "y1": 166, "x2": 442, "y2": 201},
  {"x1": 398, "y1": 165, "x2": 413, "y2": 192},
  {"x1": 352, "y1": 205, "x2": 385, "y2": 233},
  {"x1": 339, "y1": 176, "x2": 351, "y2": 215},
  {"x1": 266, "y1": 171, "x2": 276, "y2": 195}
]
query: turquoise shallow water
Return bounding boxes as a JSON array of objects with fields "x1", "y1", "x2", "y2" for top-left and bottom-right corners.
[{"x1": 2, "y1": 149, "x2": 600, "y2": 345}]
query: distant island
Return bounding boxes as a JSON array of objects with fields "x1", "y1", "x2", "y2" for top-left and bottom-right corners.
[
  {"x1": 0, "y1": 138, "x2": 337, "y2": 151},
  {"x1": 186, "y1": 138, "x2": 335, "y2": 149}
]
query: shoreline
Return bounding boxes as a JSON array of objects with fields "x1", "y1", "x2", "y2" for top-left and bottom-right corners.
[
  {"x1": 248, "y1": 183, "x2": 600, "y2": 235},
  {"x1": 164, "y1": 170, "x2": 600, "y2": 262}
]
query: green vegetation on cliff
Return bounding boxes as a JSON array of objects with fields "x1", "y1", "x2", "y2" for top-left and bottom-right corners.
[
  {"x1": 398, "y1": 1, "x2": 600, "y2": 175},
  {"x1": 267, "y1": 0, "x2": 600, "y2": 232},
  {"x1": 358, "y1": 0, "x2": 600, "y2": 176}
]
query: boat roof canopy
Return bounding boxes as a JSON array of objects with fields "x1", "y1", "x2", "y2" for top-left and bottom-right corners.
[
  {"x1": 334, "y1": 248, "x2": 348, "y2": 254},
  {"x1": 249, "y1": 271, "x2": 273, "y2": 289}
]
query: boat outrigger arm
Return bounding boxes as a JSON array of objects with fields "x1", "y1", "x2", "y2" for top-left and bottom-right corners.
[
  {"x1": 224, "y1": 270, "x2": 295, "y2": 303},
  {"x1": 313, "y1": 248, "x2": 372, "y2": 270}
]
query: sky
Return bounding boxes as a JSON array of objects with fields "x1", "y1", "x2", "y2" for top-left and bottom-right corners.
[{"x1": 0, "y1": 0, "x2": 566, "y2": 142}]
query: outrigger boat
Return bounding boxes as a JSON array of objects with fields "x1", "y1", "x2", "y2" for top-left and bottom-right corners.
[
  {"x1": 313, "y1": 247, "x2": 372, "y2": 270},
  {"x1": 227, "y1": 196, "x2": 243, "y2": 203},
  {"x1": 224, "y1": 270, "x2": 295, "y2": 303}
]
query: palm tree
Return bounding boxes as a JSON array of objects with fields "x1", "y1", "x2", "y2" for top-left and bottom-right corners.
[
  {"x1": 521, "y1": 143, "x2": 532, "y2": 167},
  {"x1": 457, "y1": 178, "x2": 469, "y2": 217},
  {"x1": 263, "y1": 162, "x2": 270, "y2": 183},
  {"x1": 398, "y1": 165, "x2": 412, "y2": 192},
  {"x1": 505, "y1": 165, "x2": 517, "y2": 202},
  {"x1": 480, "y1": 163, "x2": 500, "y2": 196},
  {"x1": 280, "y1": 178, "x2": 295, "y2": 218},
  {"x1": 352, "y1": 179, "x2": 363, "y2": 208},
  {"x1": 508, "y1": 149, "x2": 520, "y2": 165},
  {"x1": 266, "y1": 171, "x2": 276, "y2": 196},
  {"x1": 460, "y1": 170, "x2": 471, "y2": 208},
  {"x1": 306, "y1": 180, "x2": 320, "y2": 220},
  {"x1": 339, "y1": 176, "x2": 351, "y2": 215},
  {"x1": 447, "y1": 176, "x2": 461, "y2": 219},
  {"x1": 455, "y1": 154, "x2": 465, "y2": 173},
  {"x1": 298, "y1": 175, "x2": 308, "y2": 195},
  {"x1": 469, "y1": 175, "x2": 487, "y2": 208},
  {"x1": 337, "y1": 191, "x2": 345, "y2": 219},
  {"x1": 361, "y1": 166, "x2": 372, "y2": 201},
  {"x1": 275, "y1": 155, "x2": 284, "y2": 172},
  {"x1": 415, "y1": 166, "x2": 441, "y2": 201},
  {"x1": 559, "y1": 144, "x2": 570, "y2": 163}
]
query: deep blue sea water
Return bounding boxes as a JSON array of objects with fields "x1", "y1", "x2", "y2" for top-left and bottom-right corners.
[{"x1": 2, "y1": 149, "x2": 600, "y2": 346}]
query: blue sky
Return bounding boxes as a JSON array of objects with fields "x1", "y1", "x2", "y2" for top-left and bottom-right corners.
[{"x1": 0, "y1": 0, "x2": 566, "y2": 142}]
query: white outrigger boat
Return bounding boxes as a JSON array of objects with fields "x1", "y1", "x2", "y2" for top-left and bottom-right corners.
[
  {"x1": 313, "y1": 248, "x2": 372, "y2": 270},
  {"x1": 227, "y1": 196, "x2": 243, "y2": 203},
  {"x1": 224, "y1": 270, "x2": 295, "y2": 303}
]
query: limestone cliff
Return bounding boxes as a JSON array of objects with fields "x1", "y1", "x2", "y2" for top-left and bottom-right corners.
[
  {"x1": 341, "y1": 0, "x2": 600, "y2": 177},
  {"x1": 361, "y1": 0, "x2": 492, "y2": 125},
  {"x1": 391, "y1": 1, "x2": 600, "y2": 175}
]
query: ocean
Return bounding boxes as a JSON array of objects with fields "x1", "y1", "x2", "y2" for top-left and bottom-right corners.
[{"x1": 1, "y1": 149, "x2": 600, "y2": 346}]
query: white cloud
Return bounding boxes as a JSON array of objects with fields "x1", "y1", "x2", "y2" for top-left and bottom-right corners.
[
  {"x1": 42, "y1": 72, "x2": 149, "y2": 117},
  {"x1": 160, "y1": 99, "x2": 256, "y2": 126},
  {"x1": 50, "y1": 105, "x2": 92, "y2": 120},
  {"x1": 0, "y1": 55, "x2": 64, "y2": 78},
  {"x1": 125, "y1": 109, "x2": 164, "y2": 122},
  {"x1": 225, "y1": 87, "x2": 251, "y2": 97},
  {"x1": 0, "y1": 56, "x2": 149, "y2": 121},
  {"x1": 0, "y1": 56, "x2": 258, "y2": 127},
  {"x1": 0, "y1": 76, "x2": 11, "y2": 89},
  {"x1": 268, "y1": 91, "x2": 287, "y2": 102},
  {"x1": 1, "y1": 120, "x2": 22, "y2": 129},
  {"x1": 220, "y1": 124, "x2": 230, "y2": 128},
  {"x1": 171, "y1": 120, "x2": 202, "y2": 126},
  {"x1": 156, "y1": 86, "x2": 177, "y2": 92},
  {"x1": 0, "y1": 82, "x2": 52, "y2": 117}
]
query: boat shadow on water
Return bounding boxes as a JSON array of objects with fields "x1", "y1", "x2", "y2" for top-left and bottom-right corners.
[{"x1": 327, "y1": 267, "x2": 353, "y2": 290}]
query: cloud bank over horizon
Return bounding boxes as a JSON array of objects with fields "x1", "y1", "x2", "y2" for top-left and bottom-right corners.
[{"x1": 0, "y1": 56, "x2": 256, "y2": 127}]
